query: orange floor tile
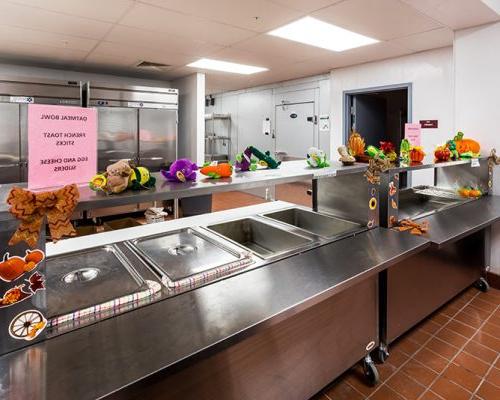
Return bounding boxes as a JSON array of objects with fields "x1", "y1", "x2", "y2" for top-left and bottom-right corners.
[{"x1": 311, "y1": 286, "x2": 500, "y2": 400}]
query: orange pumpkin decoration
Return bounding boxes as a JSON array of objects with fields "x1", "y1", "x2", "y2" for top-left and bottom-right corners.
[
  {"x1": 25, "y1": 249, "x2": 45, "y2": 265},
  {"x1": 0, "y1": 253, "x2": 27, "y2": 282},
  {"x1": 409, "y1": 146, "x2": 425, "y2": 163},
  {"x1": 454, "y1": 132, "x2": 480, "y2": 154}
]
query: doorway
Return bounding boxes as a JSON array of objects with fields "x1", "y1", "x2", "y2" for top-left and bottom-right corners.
[
  {"x1": 344, "y1": 84, "x2": 411, "y2": 150},
  {"x1": 344, "y1": 84, "x2": 411, "y2": 187},
  {"x1": 275, "y1": 101, "x2": 316, "y2": 159}
]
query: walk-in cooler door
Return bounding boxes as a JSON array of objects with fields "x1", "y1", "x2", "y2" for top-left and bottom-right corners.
[{"x1": 139, "y1": 108, "x2": 177, "y2": 171}]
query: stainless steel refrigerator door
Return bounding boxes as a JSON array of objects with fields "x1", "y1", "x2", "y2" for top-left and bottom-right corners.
[
  {"x1": 20, "y1": 104, "x2": 28, "y2": 181},
  {"x1": 0, "y1": 102, "x2": 21, "y2": 183},
  {"x1": 139, "y1": 108, "x2": 177, "y2": 171},
  {"x1": 97, "y1": 107, "x2": 138, "y2": 171}
]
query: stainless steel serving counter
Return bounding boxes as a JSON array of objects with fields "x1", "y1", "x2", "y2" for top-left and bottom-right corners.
[
  {"x1": 384, "y1": 155, "x2": 490, "y2": 173},
  {"x1": 0, "y1": 202, "x2": 429, "y2": 400},
  {"x1": 0, "y1": 160, "x2": 368, "y2": 221},
  {"x1": 412, "y1": 195, "x2": 500, "y2": 247}
]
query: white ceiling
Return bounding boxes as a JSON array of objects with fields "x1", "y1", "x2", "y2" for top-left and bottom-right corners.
[{"x1": 0, "y1": 0, "x2": 497, "y2": 93}]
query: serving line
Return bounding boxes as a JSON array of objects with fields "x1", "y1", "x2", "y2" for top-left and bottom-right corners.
[
  {"x1": 411, "y1": 195, "x2": 500, "y2": 247},
  {"x1": 0, "y1": 226, "x2": 429, "y2": 400},
  {"x1": 0, "y1": 160, "x2": 368, "y2": 221}
]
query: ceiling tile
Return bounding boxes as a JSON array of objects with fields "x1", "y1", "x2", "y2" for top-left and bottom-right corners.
[
  {"x1": 207, "y1": 47, "x2": 292, "y2": 69},
  {"x1": 120, "y1": 3, "x2": 257, "y2": 46},
  {"x1": 0, "y1": 1, "x2": 111, "y2": 40},
  {"x1": 232, "y1": 34, "x2": 338, "y2": 64},
  {"x1": 390, "y1": 27, "x2": 453, "y2": 52},
  {"x1": 6, "y1": 0, "x2": 134, "y2": 23},
  {"x1": 106, "y1": 25, "x2": 223, "y2": 57},
  {"x1": 0, "y1": 40, "x2": 88, "y2": 62},
  {"x1": 313, "y1": 0, "x2": 442, "y2": 41},
  {"x1": 269, "y1": 0, "x2": 344, "y2": 13},
  {"x1": 84, "y1": 52, "x2": 139, "y2": 68},
  {"x1": 0, "y1": 25, "x2": 97, "y2": 51},
  {"x1": 303, "y1": 41, "x2": 413, "y2": 71},
  {"x1": 401, "y1": 0, "x2": 500, "y2": 29},
  {"x1": 88, "y1": 41, "x2": 196, "y2": 68},
  {"x1": 139, "y1": 0, "x2": 303, "y2": 32}
]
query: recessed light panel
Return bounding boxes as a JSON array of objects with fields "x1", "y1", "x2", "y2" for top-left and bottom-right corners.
[
  {"x1": 187, "y1": 58, "x2": 268, "y2": 74},
  {"x1": 268, "y1": 16, "x2": 378, "y2": 52}
]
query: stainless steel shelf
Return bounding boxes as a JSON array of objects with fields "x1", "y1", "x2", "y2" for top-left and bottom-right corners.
[{"x1": 0, "y1": 161, "x2": 368, "y2": 221}]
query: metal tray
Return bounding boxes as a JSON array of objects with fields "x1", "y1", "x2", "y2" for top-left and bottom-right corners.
[
  {"x1": 206, "y1": 218, "x2": 313, "y2": 259},
  {"x1": 127, "y1": 228, "x2": 244, "y2": 282},
  {"x1": 261, "y1": 208, "x2": 362, "y2": 238},
  {"x1": 45, "y1": 245, "x2": 146, "y2": 318}
]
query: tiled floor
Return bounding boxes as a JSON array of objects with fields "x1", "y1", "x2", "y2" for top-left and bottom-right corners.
[{"x1": 312, "y1": 286, "x2": 500, "y2": 400}]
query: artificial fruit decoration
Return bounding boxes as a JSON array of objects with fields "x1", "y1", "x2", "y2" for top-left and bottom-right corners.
[
  {"x1": 248, "y1": 146, "x2": 281, "y2": 169},
  {"x1": 454, "y1": 132, "x2": 480, "y2": 155},
  {"x1": 379, "y1": 141, "x2": 398, "y2": 162},
  {"x1": 235, "y1": 147, "x2": 257, "y2": 172},
  {"x1": 200, "y1": 163, "x2": 233, "y2": 179},
  {"x1": 366, "y1": 145, "x2": 385, "y2": 159},
  {"x1": 458, "y1": 186, "x2": 482, "y2": 198},
  {"x1": 409, "y1": 146, "x2": 425, "y2": 163},
  {"x1": 434, "y1": 145, "x2": 452, "y2": 162},
  {"x1": 348, "y1": 131, "x2": 366, "y2": 157},
  {"x1": 307, "y1": 147, "x2": 330, "y2": 168},
  {"x1": 399, "y1": 139, "x2": 411, "y2": 164},
  {"x1": 161, "y1": 159, "x2": 198, "y2": 182}
]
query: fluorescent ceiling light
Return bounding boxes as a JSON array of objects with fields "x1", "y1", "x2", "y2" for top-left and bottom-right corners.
[
  {"x1": 268, "y1": 16, "x2": 378, "y2": 52},
  {"x1": 187, "y1": 58, "x2": 268, "y2": 74},
  {"x1": 481, "y1": 0, "x2": 500, "y2": 15}
]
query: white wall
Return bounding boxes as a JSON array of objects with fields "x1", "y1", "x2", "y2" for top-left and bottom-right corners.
[
  {"x1": 454, "y1": 22, "x2": 500, "y2": 272},
  {"x1": 330, "y1": 47, "x2": 454, "y2": 186},
  {"x1": 206, "y1": 74, "x2": 331, "y2": 160},
  {"x1": 172, "y1": 73, "x2": 205, "y2": 165},
  {"x1": 0, "y1": 62, "x2": 172, "y2": 88}
]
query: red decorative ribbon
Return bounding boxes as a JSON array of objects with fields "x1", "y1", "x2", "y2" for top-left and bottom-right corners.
[{"x1": 7, "y1": 184, "x2": 79, "y2": 248}]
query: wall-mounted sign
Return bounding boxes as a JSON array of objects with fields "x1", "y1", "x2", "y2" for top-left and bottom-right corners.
[
  {"x1": 420, "y1": 120, "x2": 438, "y2": 129},
  {"x1": 404, "y1": 123, "x2": 422, "y2": 147},
  {"x1": 28, "y1": 104, "x2": 97, "y2": 190},
  {"x1": 319, "y1": 115, "x2": 330, "y2": 132}
]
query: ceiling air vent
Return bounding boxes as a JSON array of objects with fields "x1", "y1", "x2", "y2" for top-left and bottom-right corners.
[{"x1": 136, "y1": 61, "x2": 171, "y2": 70}]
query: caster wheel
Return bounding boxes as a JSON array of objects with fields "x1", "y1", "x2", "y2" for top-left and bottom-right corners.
[
  {"x1": 475, "y1": 277, "x2": 490, "y2": 293},
  {"x1": 363, "y1": 356, "x2": 380, "y2": 386},
  {"x1": 377, "y1": 346, "x2": 389, "y2": 363}
]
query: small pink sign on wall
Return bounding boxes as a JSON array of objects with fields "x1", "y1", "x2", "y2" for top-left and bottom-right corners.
[
  {"x1": 28, "y1": 104, "x2": 97, "y2": 190},
  {"x1": 404, "y1": 123, "x2": 422, "y2": 147}
]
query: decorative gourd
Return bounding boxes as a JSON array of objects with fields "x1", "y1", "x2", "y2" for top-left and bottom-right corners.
[
  {"x1": 348, "y1": 131, "x2": 366, "y2": 156},
  {"x1": 454, "y1": 132, "x2": 480, "y2": 154},
  {"x1": 409, "y1": 146, "x2": 425, "y2": 163},
  {"x1": 434, "y1": 145, "x2": 451, "y2": 162}
]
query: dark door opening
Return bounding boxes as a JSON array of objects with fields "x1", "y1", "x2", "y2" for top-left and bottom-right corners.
[{"x1": 345, "y1": 86, "x2": 410, "y2": 186}]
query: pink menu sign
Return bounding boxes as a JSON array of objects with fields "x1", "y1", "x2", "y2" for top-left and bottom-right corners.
[
  {"x1": 28, "y1": 104, "x2": 97, "y2": 190},
  {"x1": 404, "y1": 123, "x2": 422, "y2": 147}
]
